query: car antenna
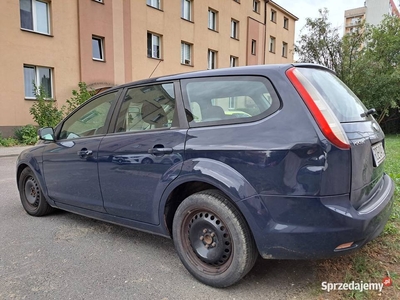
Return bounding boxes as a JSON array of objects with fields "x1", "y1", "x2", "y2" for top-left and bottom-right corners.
[{"x1": 149, "y1": 60, "x2": 162, "y2": 78}]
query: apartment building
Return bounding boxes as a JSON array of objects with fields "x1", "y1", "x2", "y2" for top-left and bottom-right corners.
[
  {"x1": 344, "y1": 6, "x2": 367, "y2": 34},
  {"x1": 0, "y1": 0, "x2": 297, "y2": 135},
  {"x1": 344, "y1": 0, "x2": 399, "y2": 35}
]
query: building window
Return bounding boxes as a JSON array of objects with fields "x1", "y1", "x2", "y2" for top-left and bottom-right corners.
[
  {"x1": 147, "y1": 32, "x2": 161, "y2": 59},
  {"x1": 181, "y1": 42, "x2": 192, "y2": 65},
  {"x1": 269, "y1": 36, "x2": 276, "y2": 53},
  {"x1": 208, "y1": 50, "x2": 217, "y2": 69},
  {"x1": 19, "y1": 0, "x2": 50, "y2": 34},
  {"x1": 271, "y1": 9, "x2": 276, "y2": 22},
  {"x1": 282, "y1": 42, "x2": 288, "y2": 58},
  {"x1": 208, "y1": 9, "x2": 217, "y2": 31},
  {"x1": 233, "y1": 0, "x2": 240, "y2": 3},
  {"x1": 231, "y1": 19, "x2": 239, "y2": 39},
  {"x1": 93, "y1": 0, "x2": 103, "y2": 3},
  {"x1": 24, "y1": 65, "x2": 53, "y2": 98},
  {"x1": 181, "y1": 0, "x2": 192, "y2": 21},
  {"x1": 253, "y1": 0, "x2": 260, "y2": 13},
  {"x1": 283, "y1": 17, "x2": 289, "y2": 29},
  {"x1": 230, "y1": 56, "x2": 238, "y2": 67},
  {"x1": 251, "y1": 39, "x2": 256, "y2": 55},
  {"x1": 92, "y1": 36, "x2": 104, "y2": 61},
  {"x1": 146, "y1": 0, "x2": 161, "y2": 9}
]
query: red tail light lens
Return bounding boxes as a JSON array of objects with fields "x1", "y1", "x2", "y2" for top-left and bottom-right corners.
[{"x1": 286, "y1": 67, "x2": 350, "y2": 149}]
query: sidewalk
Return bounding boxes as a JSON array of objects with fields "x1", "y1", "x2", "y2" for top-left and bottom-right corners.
[{"x1": 0, "y1": 146, "x2": 33, "y2": 158}]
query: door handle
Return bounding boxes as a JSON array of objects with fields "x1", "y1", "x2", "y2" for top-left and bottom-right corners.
[
  {"x1": 77, "y1": 148, "x2": 93, "y2": 158},
  {"x1": 148, "y1": 147, "x2": 173, "y2": 155}
]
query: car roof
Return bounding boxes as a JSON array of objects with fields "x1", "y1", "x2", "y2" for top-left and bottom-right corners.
[{"x1": 103, "y1": 63, "x2": 332, "y2": 93}]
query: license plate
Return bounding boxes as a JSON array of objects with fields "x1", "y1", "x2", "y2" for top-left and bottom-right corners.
[{"x1": 372, "y1": 142, "x2": 385, "y2": 167}]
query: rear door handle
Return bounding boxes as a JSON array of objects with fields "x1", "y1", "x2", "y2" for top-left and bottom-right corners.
[
  {"x1": 77, "y1": 149, "x2": 93, "y2": 158},
  {"x1": 148, "y1": 147, "x2": 173, "y2": 155}
]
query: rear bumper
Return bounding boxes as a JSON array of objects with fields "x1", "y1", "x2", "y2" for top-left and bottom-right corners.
[{"x1": 238, "y1": 174, "x2": 395, "y2": 259}]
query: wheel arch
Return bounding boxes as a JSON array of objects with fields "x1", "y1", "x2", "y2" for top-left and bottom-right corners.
[{"x1": 161, "y1": 158, "x2": 259, "y2": 237}]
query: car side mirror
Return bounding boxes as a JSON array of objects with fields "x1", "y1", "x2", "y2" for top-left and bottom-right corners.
[{"x1": 38, "y1": 127, "x2": 55, "y2": 141}]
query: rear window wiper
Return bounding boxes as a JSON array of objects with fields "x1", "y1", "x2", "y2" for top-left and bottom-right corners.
[{"x1": 360, "y1": 108, "x2": 376, "y2": 118}]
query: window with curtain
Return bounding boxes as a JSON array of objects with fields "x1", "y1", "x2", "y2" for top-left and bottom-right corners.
[
  {"x1": 181, "y1": 42, "x2": 192, "y2": 65},
  {"x1": 24, "y1": 65, "x2": 53, "y2": 98},
  {"x1": 20, "y1": 0, "x2": 50, "y2": 34}
]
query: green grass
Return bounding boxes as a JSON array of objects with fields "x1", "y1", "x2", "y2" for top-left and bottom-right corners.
[{"x1": 312, "y1": 135, "x2": 400, "y2": 300}]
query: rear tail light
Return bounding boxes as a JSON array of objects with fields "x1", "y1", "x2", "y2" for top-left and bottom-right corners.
[{"x1": 286, "y1": 67, "x2": 350, "y2": 149}]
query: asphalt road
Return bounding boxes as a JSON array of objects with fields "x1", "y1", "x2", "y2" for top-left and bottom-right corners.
[{"x1": 0, "y1": 156, "x2": 315, "y2": 300}]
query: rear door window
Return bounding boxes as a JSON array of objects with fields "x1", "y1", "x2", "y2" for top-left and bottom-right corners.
[
  {"x1": 297, "y1": 68, "x2": 368, "y2": 123},
  {"x1": 181, "y1": 76, "x2": 280, "y2": 126}
]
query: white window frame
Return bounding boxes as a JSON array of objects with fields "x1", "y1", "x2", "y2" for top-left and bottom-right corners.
[
  {"x1": 282, "y1": 42, "x2": 288, "y2": 58},
  {"x1": 231, "y1": 19, "x2": 239, "y2": 39},
  {"x1": 181, "y1": 0, "x2": 192, "y2": 21},
  {"x1": 251, "y1": 39, "x2": 256, "y2": 55},
  {"x1": 181, "y1": 42, "x2": 192, "y2": 65},
  {"x1": 230, "y1": 56, "x2": 238, "y2": 67},
  {"x1": 283, "y1": 17, "x2": 289, "y2": 29},
  {"x1": 93, "y1": 0, "x2": 103, "y2": 3},
  {"x1": 92, "y1": 36, "x2": 105, "y2": 61},
  {"x1": 208, "y1": 50, "x2": 217, "y2": 70},
  {"x1": 20, "y1": 0, "x2": 51, "y2": 34},
  {"x1": 146, "y1": 0, "x2": 161, "y2": 9},
  {"x1": 147, "y1": 32, "x2": 161, "y2": 59},
  {"x1": 208, "y1": 9, "x2": 217, "y2": 31},
  {"x1": 253, "y1": 0, "x2": 260, "y2": 13},
  {"x1": 23, "y1": 65, "x2": 53, "y2": 99},
  {"x1": 269, "y1": 36, "x2": 276, "y2": 53}
]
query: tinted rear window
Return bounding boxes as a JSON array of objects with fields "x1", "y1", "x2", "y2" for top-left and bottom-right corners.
[
  {"x1": 297, "y1": 68, "x2": 368, "y2": 123},
  {"x1": 181, "y1": 76, "x2": 280, "y2": 126}
]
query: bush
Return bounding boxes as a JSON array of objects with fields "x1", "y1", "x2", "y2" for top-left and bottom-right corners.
[
  {"x1": 15, "y1": 125, "x2": 38, "y2": 145},
  {"x1": 64, "y1": 82, "x2": 94, "y2": 115},
  {"x1": 0, "y1": 132, "x2": 19, "y2": 147},
  {"x1": 29, "y1": 84, "x2": 63, "y2": 128}
]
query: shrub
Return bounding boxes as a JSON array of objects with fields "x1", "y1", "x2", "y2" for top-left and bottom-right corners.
[
  {"x1": 0, "y1": 132, "x2": 19, "y2": 147},
  {"x1": 29, "y1": 84, "x2": 63, "y2": 128},
  {"x1": 15, "y1": 125, "x2": 38, "y2": 145},
  {"x1": 64, "y1": 82, "x2": 94, "y2": 115}
]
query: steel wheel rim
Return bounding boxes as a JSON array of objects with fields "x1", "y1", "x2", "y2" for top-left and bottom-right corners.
[
  {"x1": 181, "y1": 209, "x2": 233, "y2": 274},
  {"x1": 24, "y1": 176, "x2": 40, "y2": 207}
]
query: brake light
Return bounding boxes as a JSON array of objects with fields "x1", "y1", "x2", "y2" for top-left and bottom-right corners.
[{"x1": 286, "y1": 67, "x2": 350, "y2": 149}]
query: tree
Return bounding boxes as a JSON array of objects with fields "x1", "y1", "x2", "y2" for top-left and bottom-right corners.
[
  {"x1": 353, "y1": 16, "x2": 400, "y2": 125},
  {"x1": 295, "y1": 8, "x2": 343, "y2": 75},
  {"x1": 64, "y1": 82, "x2": 95, "y2": 115}
]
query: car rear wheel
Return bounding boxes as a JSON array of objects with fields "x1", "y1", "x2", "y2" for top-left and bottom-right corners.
[
  {"x1": 18, "y1": 167, "x2": 54, "y2": 216},
  {"x1": 172, "y1": 189, "x2": 257, "y2": 287}
]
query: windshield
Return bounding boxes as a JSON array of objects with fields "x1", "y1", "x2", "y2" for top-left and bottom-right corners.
[{"x1": 297, "y1": 68, "x2": 368, "y2": 123}]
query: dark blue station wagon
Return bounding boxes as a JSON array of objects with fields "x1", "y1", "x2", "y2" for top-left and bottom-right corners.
[{"x1": 17, "y1": 64, "x2": 395, "y2": 287}]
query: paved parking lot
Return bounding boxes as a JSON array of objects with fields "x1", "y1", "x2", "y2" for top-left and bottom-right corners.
[{"x1": 0, "y1": 155, "x2": 315, "y2": 300}]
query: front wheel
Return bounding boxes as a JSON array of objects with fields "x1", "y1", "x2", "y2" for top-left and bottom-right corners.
[
  {"x1": 172, "y1": 190, "x2": 258, "y2": 287},
  {"x1": 18, "y1": 167, "x2": 54, "y2": 216}
]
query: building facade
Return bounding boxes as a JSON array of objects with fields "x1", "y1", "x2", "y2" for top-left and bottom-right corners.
[
  {"x1": 344, "y1": 0, "x2": 400, "y2": 35},
  {"x1": 0, "y1": 0, "x2": 297, "y2": 135},
  {"x1": 344, "y1": 6, "x2": 367, "y2": 35}
]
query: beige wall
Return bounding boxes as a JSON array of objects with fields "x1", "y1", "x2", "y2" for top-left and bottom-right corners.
[
  {"x1": 265, "y1": 1, "x2": 297, "y2": 63},
  {"x1": 0, "y1": 0, "x2": 80, "y2": 130}
]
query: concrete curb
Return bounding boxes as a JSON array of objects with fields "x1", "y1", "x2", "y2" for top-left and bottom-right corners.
[{"x1": 0, "y1": 146, "x2": 33, "y2": 158}]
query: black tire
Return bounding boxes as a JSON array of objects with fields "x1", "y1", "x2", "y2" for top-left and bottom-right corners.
[
  {"x1": 18, "y1": 167, "x2": 54, "y2": 216},
  {"x1": 172, "y1": 189, "x2": 258, "y2": 287}
]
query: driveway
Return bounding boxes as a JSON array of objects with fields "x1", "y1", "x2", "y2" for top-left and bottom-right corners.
[{"x1": 0, "y1": 156, "x2": 315, "y2": 300}]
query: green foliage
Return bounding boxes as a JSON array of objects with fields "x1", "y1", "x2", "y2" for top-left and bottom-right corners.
[
  {"x1": 0, "y1": 132, "x2": 19, "y2": 147},
  {"x1": 29, "y1": 84, "x2": 64, "y2": 128},
  {"x1": 295, "y1": 8, "x2": 343, "y2": 75},
  {"x1": 14, "y1": 124, "x2": 38, "y2": 145},
  {"x1": 296, "y1": 12, "x2": 400, "y2": 131},
  {"x1": 64, "y1": 82, "x2": 95, "y2": 115}
]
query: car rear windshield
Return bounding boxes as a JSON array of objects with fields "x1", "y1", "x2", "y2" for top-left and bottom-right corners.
[{"x1": 297, "y1": 68, "x2": 368, "y2": 123}]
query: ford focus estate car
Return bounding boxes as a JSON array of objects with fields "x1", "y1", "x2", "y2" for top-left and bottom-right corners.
[{"x1": 16, "y1": 64, "x2": 395, "y2": 287}]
